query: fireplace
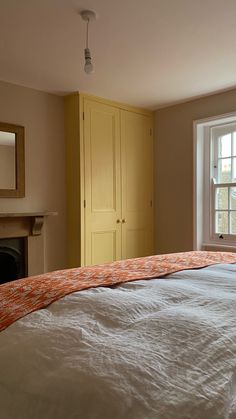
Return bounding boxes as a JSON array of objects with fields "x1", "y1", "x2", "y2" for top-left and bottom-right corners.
[
  {"x1": 0, "y1": 212, "x2": 55, "y2": 281},
  {"x1": 0, "y1": 237, "x2": 26, "y2": 284}
]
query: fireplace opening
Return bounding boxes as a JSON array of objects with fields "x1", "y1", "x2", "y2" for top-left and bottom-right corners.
[{"x1": 0, "y1": 238, "x2": 26, "y2": 284}]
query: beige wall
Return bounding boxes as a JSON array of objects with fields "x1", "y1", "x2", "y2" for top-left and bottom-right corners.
[
  {"x1": 155, "y1": 88, "x2": 236, "y2": 254},
  {"x1": 0, "y1": 81, "x2": 66, "y2": 272}
]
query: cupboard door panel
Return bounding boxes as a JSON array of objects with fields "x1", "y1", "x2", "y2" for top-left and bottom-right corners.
[
  {"x1": 121, "y1": 111, "x2": 154, "y2": 259},
  {"x1": 90, "y1": 110, "x2": 117, "y2": 212},
  {"x1": 91, "y1": 231, "x2": 117, "y2": 265},
  {"x1": 84, "y1": 99, "x2": 122, "y2": 265}
]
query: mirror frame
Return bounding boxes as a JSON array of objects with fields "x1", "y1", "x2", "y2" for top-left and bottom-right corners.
[{"x1": 0, "y1": 122, "x2": 25, "y2": 198}]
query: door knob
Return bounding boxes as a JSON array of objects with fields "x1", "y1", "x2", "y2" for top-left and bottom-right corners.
[
  {"x1": 116, "y1": 219, "x2": 121, "y2": 224},
  {"x1": 122, "y1": 219, "x2": 126, "y2": 223}
]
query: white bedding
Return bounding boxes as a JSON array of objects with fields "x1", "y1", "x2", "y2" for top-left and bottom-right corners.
[{"x1": 0, "y1": 264, "x2": 236, "y2": 419}]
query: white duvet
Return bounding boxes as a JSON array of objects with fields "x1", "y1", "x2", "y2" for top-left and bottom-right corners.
[{"x1": 0, "y1": 264, "x2": 236, "y2": 419}]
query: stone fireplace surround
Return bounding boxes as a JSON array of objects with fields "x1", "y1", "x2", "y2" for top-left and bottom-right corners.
[{"x1": 0, "y1": 212, "x2": 56, "y2": 278}]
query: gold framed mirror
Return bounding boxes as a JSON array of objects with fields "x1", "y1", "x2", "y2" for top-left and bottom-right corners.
[{"x1": 0, "y1": 122, "x2": 25, "y2": 197}]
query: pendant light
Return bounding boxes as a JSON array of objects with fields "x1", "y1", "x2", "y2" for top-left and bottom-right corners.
[{"x1": 80, "y1": 10, "x2": 97, "y2": 75}]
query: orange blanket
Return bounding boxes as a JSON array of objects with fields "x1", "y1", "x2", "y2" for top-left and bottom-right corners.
[{"x1": 1, "y1": 251, "x2": 236, "y2": 333}]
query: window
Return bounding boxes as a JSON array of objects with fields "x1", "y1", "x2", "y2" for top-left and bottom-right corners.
[
  {"x1": 194, "y1": 113, "x2": 236, "y2": 250},
  {"x1": 211, "y1": 124, "x2": 236, "y2": 240}
]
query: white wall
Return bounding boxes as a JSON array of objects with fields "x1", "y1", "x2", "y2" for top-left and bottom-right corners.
[{"x1": 0, "y1": 81, "x2": 66, "y2": 272}]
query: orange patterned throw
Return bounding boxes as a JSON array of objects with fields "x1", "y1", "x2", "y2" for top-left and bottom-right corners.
[{"x1": 1, "y1": 251, "x2": 236, "y2": 333}]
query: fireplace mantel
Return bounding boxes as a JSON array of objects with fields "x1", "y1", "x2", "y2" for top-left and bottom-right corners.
[
  {"x1": 0, "y1": 212, "x2": 57, "y2": 237},
  {"x1": 0, "y1": 212, "x2": 57, "y2": 276},
  {"x1": 0, "y1": 211, "x2": 56, "y2": 217}
]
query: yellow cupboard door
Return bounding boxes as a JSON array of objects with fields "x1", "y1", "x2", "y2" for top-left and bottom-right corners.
[
  {"x1": 84, "y1": 99, "x2": 122, "y2": 266},
  {"x1": 121, "y1": 110, "x2": 154, "y2": 259}
]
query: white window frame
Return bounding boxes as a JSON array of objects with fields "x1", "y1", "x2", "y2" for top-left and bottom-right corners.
[{"x1": 193, "y1": 112, "x2": 236, "y2": 251}]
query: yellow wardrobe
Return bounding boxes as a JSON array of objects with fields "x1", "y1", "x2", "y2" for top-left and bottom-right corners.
[{"x1": 65, "y1": 93, "x2": 154, "y2": 267}]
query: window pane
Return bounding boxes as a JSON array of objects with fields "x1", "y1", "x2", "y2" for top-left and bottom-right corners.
[
  {"x1": 233, "y1": 158, "x2": 236, "y2": 181},
  {"x1": 218, "y1": 158, "x2": 231, "y2": 183},
  {"x1": 230, "y1": 187, "x2": 236, "y2": 210},
  {"x1": 230, "y1": 212, "x2": 236, "y2": 234},
  {"x1": 215, "y1": 187, "x2": 228, "y2": 209},
  {"x1": 219, "y1": 134, "x2": 231, "y2": 157},
  {"x1": 215, "y1": 211, "x2": 228, "y2": 234},
  {"x1": 233, "y1": 132, "x2": 236, "y2": 156}
]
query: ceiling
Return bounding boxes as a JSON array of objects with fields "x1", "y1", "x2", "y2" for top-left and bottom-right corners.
[{"x1": 0, "y1": 0, "x2": 236, "y2": 109}]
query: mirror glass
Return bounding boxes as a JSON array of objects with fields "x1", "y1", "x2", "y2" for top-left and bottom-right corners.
[
  {"x1": 0, "y1": 122, "x2": 25, "y2": 198},
  {"x1": 0, "y1": 131, "x2": 16, "y2": 189}
]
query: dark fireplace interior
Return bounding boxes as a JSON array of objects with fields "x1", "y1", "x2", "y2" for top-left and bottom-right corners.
[{"x1": 0, "y1": 238, "x2": 26, "y2": 285}]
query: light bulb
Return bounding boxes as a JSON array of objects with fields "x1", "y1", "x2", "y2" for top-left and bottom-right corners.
[
  {"x1": 84, "y1": 59, "x2": 94, "y2": 74},
  {"x1": 84, "y1": 48, "x2": 94, "y2": 74}
]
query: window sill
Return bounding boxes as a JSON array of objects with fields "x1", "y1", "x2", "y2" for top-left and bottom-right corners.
[{"x1": 202, "y1": 243, "x2": 236, "y2": 253}]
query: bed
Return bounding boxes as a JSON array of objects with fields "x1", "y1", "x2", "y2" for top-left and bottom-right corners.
[{"x1": 0, "y1": 251, "x2": 236, "y2": 419}]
